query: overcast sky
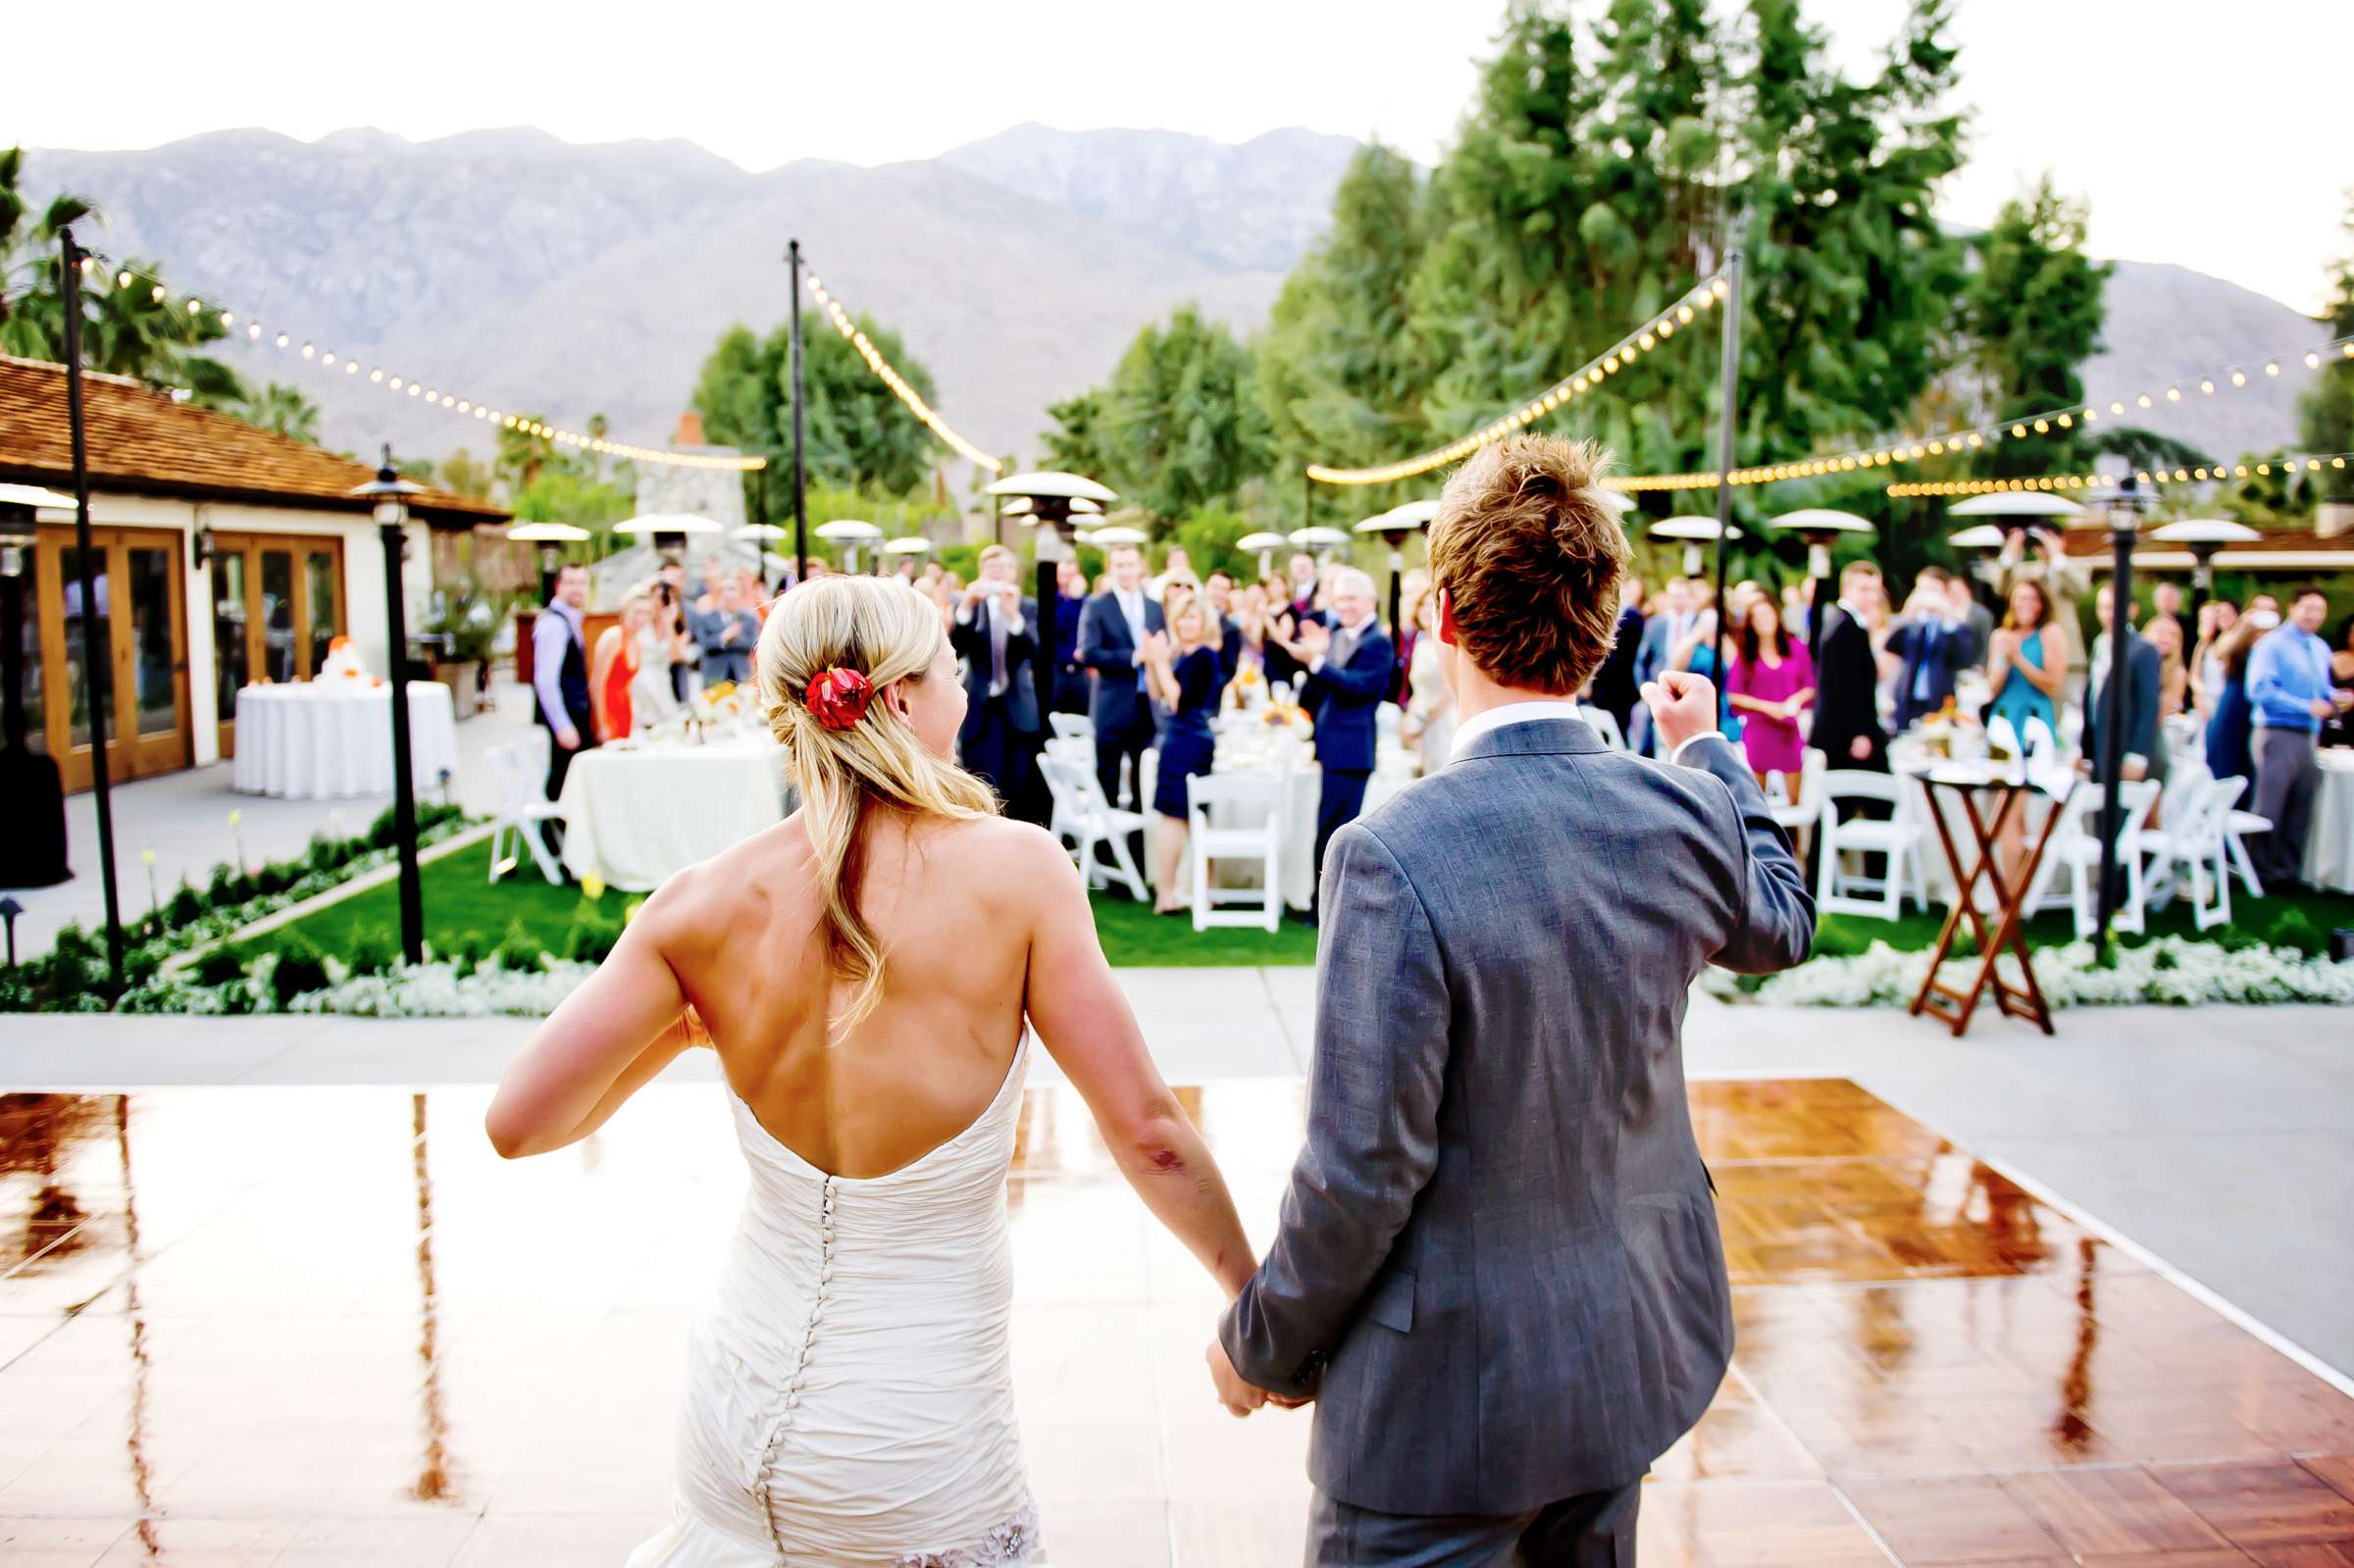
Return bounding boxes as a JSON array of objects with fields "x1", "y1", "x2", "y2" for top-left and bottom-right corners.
[{"x1": 13, "y1": 0, "x2": 2350, "y2": 313}]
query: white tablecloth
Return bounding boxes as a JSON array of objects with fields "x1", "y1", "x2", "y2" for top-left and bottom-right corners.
[
  {"x1": 2303, "y1": 749, "x2": 2354, "y2": 893},
  {"x1": 1141, "y1": 730, "x2": 1415, "y2": 911},
  {"x1": 558, "y1": 734, "x2": 788, "y2": 891},
  {"x1": 231, "y1": 682, "x2": 459, "y2": 800}
]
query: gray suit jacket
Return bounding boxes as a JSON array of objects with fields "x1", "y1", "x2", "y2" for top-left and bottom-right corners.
[{"x1": 1219, "y1": 718, "x2": 1814, "y2": 1515}]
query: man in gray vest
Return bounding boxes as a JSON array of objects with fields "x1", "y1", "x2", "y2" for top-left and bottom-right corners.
[{"x1": 1208, "y1": 434, "x2": 1815, "y2": 1564}]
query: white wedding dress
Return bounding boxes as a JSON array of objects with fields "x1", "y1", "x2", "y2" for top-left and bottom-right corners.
[{"x1": 627, "y1": 1037, "x2": 1043, "y2": 1567}]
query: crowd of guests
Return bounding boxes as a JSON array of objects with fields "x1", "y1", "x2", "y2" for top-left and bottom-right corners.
[
  {"x1": 1603, "y1": 527, "x2": 2354, "y2": 892},
  {"x1": 527, "y1": 527, "x2": 2354, "y2": 902}
]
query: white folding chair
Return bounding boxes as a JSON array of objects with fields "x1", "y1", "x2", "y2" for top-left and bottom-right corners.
[
  {"x1": 1814, "y1": 770, "x2": 1927, "y2": 921},
  {"x1": 1766, "y1": 748, "x2": 1825, "y2": 840},
  {"x1": 1185, "y1": 773, "x2": 1284, "y2": 933},
  {"x1": 2032, "y1": 780, "x2": 2160, "y2": 939},
  {"x1": 1049, "y1": 711, "x2": 1095, "y2": 744},
  {"x1": 486, "y1": 733, "x2": 567, "y2": 885},
  {"x1": 1038, "y1": 753, "x2": 1151, "y2": 902},
  {"x1": 2141, "y1": 775, "x2": 2239, "y2": 931},
  {"x1": 2222, "y1": 787, "x2": 2272, "y2": 897}
]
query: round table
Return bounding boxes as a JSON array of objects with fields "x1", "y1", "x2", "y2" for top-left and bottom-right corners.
[
  {"x1": 557, "y1": 734, "x2": 789, "y2": 891},
  {"x1": 231, "y1": 681, "x2": 459, "y2": 800},
  {"x1": 2302, "y1": 748, "x2": 2354, "y2": 893}
]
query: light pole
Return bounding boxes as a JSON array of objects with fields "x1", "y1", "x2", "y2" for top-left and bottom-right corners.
[
  {"x1": 58, "y1": 228, "x2": 126, "y2": 992},
  {"x1": 787, "y1": 239, "x2": 809, "y2": 585},
  {"x1": 352, "y1": 450, "x2": 428, "y2": 966},
  {"x1": 2086, "y1": 473, "x2": 2148, "y2": 959},
  {"x1": 1709, "y1": 242, "x2": 1745, "y2": 724}
]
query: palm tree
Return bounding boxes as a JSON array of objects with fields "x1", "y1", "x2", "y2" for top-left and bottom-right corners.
[
  {"x1": 1, "y1": 146, "x2": 237, "y2": 399},
  {"x1": 230, "y1": 380, "x2": 324, "y2": 444}
]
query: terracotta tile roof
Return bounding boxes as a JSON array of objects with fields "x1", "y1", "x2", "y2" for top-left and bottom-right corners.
[{"x1": 0, "y1": 356, "x2": 509, "y2": 528}]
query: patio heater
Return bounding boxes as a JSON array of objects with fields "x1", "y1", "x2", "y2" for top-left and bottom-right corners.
[
  {"x1": 0, "y1": 484, "x2": 75, "y2": 886},
  {"x1": 350, "y1": 449, "x2": 428, "y2": 966},
  {"x1": 2083, "y1": 472, "x2": 2150, "y2": 960},
  {"x1": 981, "y1": 471, "x2": 1122, "y2": 697},
  {"x1": 732, "y1": 523, "x2": 791, "y2": 592},
  {"x1": 1355, "y1": 500, "x2": 1437, "y2": 637},
  {"x1": 2149, "y1": 519, "x2": 2262, "y2": 614},
  {"x1": 1770, "y1": 509, "x2": 1876, "y2": 668},
  {"x1": 1648, "y1": 516, "x2": 1742, "y2": 581},
  {"x1": 1288, "y1": 526, "x2": 1350, "y2": 564},
  {"x1": 815, "y1": 519, "x2": 884, "y2": 576},
  {"x1": 504, "y1": 522, "x2": 590, "y2": 608},
  {"x1": 881, "y1": 535, "x2": 932, "y2": 578},
  {"x1": 1238, "y1": 531, "x2": 1289, "y2": 582},
  {"x1": 1946, "y1": 491, "x2": 2087, "y2": 610}
]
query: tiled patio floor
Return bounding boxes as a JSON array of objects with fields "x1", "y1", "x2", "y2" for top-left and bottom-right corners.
[{"x1": 2, "y1": 1078, "x2": 2349, "y2": 1565}]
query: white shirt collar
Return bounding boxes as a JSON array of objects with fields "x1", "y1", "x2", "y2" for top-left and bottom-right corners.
[{"x1": 1450, "y1": 698, "x2": 1587, "y2": 756}]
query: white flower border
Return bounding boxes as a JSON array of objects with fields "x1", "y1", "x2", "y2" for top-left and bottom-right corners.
[{"x1": 1701, "y1": 936, "x2": 2354, "y2": 1009}]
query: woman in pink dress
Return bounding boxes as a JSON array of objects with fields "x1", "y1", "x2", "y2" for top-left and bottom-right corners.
[{"x1": 1725, "y1": 594, "x2": 1816, "y2": 799}]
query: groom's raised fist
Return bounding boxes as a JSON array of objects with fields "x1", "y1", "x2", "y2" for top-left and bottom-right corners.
[{"x1": 1643, "y1": 670, "x2": 1721, "y2": 759}]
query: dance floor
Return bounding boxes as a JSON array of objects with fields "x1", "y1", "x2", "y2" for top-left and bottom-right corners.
[{"x1": 2, "y1": 1077, "x2": 2351, "y2": 1565}]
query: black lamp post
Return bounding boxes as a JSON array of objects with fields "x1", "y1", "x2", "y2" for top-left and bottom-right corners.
[
  {"x1": 982, "y1": 472, "x2": 1121, "y2": 701},
  {"x1": 2086, "y1": 473, "x2": 2149, "y2": 959},
  {"x1": 351, "y1": 450, "x2": 428, "y2": 966}
]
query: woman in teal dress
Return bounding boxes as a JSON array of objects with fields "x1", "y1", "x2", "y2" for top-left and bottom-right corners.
[
  {"x1": 1672, "y1": 608, "x2": 1745, "y2": 745},
  {"x1": 1984, "y1": 578, "x2": 2069, "y2": 886},
  {"x1": 1984, "y1": 579, "x2": 2066, "y2": 741}
]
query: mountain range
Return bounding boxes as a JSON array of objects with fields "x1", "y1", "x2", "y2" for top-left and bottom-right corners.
[{"x1": 22, "y1": 125, "x2": 2325, "y2": 486}]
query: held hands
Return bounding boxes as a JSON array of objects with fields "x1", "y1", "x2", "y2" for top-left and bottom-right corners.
[
  {"x1": 1204, "y1": 1337, "x2": 1311, "y2": 1419},
  {"x1": 1642, "y1": 670, "x2": 1719, "y2": 756}
]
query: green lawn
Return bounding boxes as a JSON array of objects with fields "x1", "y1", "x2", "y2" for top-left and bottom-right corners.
[
  {"x1": 241, "y1": 837, "x2": 2348, "y2": 975},
  {"x1": 243, "y1": 839, "x2": 1322, "y2": 969}
]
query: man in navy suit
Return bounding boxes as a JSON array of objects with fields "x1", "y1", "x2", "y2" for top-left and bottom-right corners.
[
  {"x1": 948, "y1": 544, "x2": 1042, "y2": 817},
  {"x1": 1077, "y1": 542, "x2": 1166, "y2": 811},
  {"x1": 1274, "y1": 565, "x2": 1393, "y2": 920}
]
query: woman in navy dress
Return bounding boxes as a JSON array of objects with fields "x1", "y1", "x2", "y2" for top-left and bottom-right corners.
[{"x1": 1143, "y1": 597, "x2": 1222, "y2": 915}]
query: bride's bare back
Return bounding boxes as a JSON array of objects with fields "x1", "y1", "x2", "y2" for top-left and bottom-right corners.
[
  {"x1": 663, "y1": 807, "x2": 1046, "y2": 1179},
  {"x1": 487, "y1": 573, "x2": 1254, "y2": 1309}
]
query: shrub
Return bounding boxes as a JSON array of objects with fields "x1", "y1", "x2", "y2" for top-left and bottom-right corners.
[
  {"x1": 343, "y1": 929, "x2": 401, "y2": 979},
  {"x1": 270, "y1": 937, "x2": 332, "y2": 1009},
  {"x1": 493, "y1": 918, "x2": 545, "y2": 975},
  {"x1": 191, "y1": 946, "x2": 248, "y2": 987}
]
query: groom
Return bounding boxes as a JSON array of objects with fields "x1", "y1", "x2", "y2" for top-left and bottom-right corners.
[{"x1": 1207, "y1": 434, "x2": 1814, "y2": 1564}]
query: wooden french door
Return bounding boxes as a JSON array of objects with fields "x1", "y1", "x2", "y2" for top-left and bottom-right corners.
[
  {"x1": 207, "y1": 532, "x2": 345, "y2": 758},
  {"x1": 33, "y1": 526, "x2": 192, "y2": 791}
]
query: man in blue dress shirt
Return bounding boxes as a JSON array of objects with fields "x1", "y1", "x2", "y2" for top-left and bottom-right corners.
[{"x1": 2246, "y1": 585, "x2": 2353, "y2": 885}]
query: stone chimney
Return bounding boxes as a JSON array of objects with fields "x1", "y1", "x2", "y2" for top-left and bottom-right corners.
[
  {"x1": 672, "y1": 411, "x2": 706, "y2": 447},
  {"x1": 2320, "y1": 501, "x2": 2353, "y2": 539}
]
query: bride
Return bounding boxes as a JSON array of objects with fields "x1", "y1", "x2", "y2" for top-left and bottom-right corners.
[{"x1": 486, "y1": 576, "x2": 1260, "y2": 1565}]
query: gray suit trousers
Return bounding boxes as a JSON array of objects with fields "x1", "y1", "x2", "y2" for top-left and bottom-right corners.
[{"x1": 1310, "y1": 1481, "x2": 1639, "y2": 1567}]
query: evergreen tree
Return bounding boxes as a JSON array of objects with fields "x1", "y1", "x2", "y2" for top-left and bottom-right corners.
[
  {"x1": 691, "y1": 312, "x2": 946, "y2": 500},
  {"x1": 1254, "y1": 142, "x2": 1432, "y2": 519},
  {"x1": 1100, "y1": 305, "x2": 1272, "y2": 521},
  {"x1": 1951, "y1": 177, "x2": 2111, "y2": 479},
  {"x1": 2297, "y1": 192, "x2": 2354, "y2": 502}
]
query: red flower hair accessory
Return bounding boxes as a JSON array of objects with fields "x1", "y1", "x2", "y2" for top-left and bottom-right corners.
[{"x1": 804, "y1": 667, "x2": 876, "y2": 731}]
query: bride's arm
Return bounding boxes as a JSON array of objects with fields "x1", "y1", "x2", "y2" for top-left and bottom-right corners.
[
  {"x1": 486, "y1": 885, "x2": 704, "y2": 1158},
  {"x1": 1018, "y1": 834, "x2": 1257, "y2": 1298}
]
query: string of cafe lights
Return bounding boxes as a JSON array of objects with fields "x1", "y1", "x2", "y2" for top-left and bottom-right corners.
[
  {"x1": 1615, "y1": 333, "x2": 2354, "y2": 492},
  {"x1": 71, "y1": 252, "x2": 764, "y2": 472},
  {"x1": 1305, "y1": 273, "x2": 1733, "y2": 487},
  {"x1": 1886, "y1": 451, "x2": 2354, "y2": 499},
  {"x1": 801, "y1": 272, "x2": 1004, "y2": 474}
]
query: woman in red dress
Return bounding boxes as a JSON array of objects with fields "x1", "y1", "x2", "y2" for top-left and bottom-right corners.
[{"x1": 590, "y1": 591, "x2": 651, "y2": 741}]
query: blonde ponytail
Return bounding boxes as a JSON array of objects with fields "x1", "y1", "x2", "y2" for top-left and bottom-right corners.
[{"x1": 757, "y1": 577, "x2": 998, "y2": 1037}]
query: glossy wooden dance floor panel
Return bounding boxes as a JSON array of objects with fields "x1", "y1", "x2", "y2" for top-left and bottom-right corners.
[{"x1": 1, "y1": 1079, "x2": 2350, "y2": 1565}]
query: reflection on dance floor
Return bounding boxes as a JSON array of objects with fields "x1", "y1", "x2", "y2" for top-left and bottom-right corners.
[{"x1": 3, "y1": 1078, "x2": 2351, "y2": 1564}]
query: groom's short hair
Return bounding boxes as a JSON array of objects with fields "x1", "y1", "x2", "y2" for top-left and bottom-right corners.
[{"x1": 1427, "y1": 435, "x2": 1629, "y2": 694}]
